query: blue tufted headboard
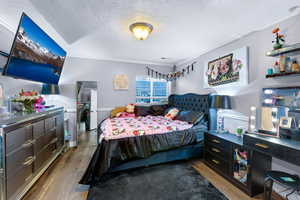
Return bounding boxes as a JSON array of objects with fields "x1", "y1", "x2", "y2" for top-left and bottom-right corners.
[
  {"x1": 168, "y1": 93, "x2": 217, "y2": 130},
  {"x1": 168, "y1": 93, "x2": 210, "y2": 115}
]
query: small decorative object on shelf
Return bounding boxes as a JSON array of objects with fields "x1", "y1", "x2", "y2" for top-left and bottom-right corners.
[
  {"x1": 279, "y1": 55, "x2": 286, "y2": 72},
  {"x1": 12, "y1": 89, "x2": 44, "y2": 113},
  {"x1": 273, "y1": 61, "x2": 279, "y2": 73},
  {"x1": 267, "y1": 68, "x2": 273, "y2": 75},
  {"x1": 272, "y1": 27, "x2": 285, "y2": 50},
  {"x1": 291, "y1": 60, "x2": 300, "y2": 72}
]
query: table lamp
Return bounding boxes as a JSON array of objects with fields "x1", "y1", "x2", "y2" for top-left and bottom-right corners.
[{"x1": 209, "y1": 95, "x2": 232, "y2": 131}]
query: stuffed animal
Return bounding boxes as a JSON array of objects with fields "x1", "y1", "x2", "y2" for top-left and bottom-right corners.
[
  {"x1": 111, "y1": 106, "x2": 126, "y2": 118},
  {"x1": 114, "y1": 103, "x2": 136, "y2": 118},
  {"x1": 126, "y1": 103, "x2": 135, "y2": 113}
]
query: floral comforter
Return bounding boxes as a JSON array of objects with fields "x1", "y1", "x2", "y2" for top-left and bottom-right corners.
[{"x1": 100, "y1": 115, "x2": 193, "y2": 141}]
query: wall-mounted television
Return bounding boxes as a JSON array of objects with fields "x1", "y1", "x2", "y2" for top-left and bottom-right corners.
[{"x1": 2, "y1": 13, "x2": 66, "y2": 84}]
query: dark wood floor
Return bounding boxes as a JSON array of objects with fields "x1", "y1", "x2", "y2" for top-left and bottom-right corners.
[{"x1": 22, "y1": 131, "x2": 281, "y2": 200}]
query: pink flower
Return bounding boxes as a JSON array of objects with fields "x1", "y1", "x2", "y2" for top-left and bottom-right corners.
[{"x1": 232, "y1": 59, "x2": 242, "y2": 73}]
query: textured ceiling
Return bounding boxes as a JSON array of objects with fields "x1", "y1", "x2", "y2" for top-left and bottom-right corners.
[{"x1": 1, "y1": 0, "x2": 300, "y2": 66}]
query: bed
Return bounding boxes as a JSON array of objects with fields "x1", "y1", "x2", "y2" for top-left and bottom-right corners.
[{"x1": 80, "y1": 93, "x2": 214, "y2": 185}]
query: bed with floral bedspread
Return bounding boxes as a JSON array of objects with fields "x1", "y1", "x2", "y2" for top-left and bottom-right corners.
[{"x1": 80, "y1": 93, "x2": 211, "y2": 185}]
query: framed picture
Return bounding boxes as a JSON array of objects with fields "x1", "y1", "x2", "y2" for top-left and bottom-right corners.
[
  {"x1": 113, "y1": 74, "x2": 129, "y2": 90},
  {"x1": 204, "y1": 46, "x2": 249, "y2": 88},
  {"x1": 279, "y1": 117, "x2": 293, "y2": 128},
  {"x1": 207, "y1": 54, "x2": 234, "y2": 86}
]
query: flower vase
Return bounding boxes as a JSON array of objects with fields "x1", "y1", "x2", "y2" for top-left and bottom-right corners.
[{"x1": 273, "y1": 42, "x2": 282, "y2": 50}]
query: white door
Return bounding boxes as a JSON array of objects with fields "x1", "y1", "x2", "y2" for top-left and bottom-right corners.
[{"x1": 90, "y1": 89, "x2": 98, "y2": 130}]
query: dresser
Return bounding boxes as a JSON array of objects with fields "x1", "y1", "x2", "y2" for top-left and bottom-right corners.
[
  {"x1": 0, "y1": 107, "x2": 64, "y2": 200},
  {"x1": 204, "y1": 131, "x2": 272, "y2": 197}
]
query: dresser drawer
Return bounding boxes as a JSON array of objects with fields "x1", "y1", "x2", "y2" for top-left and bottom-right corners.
[
  {"x1": 6, "y1": 145, "x2": 34, "y2": 178},
  {"x1": 34, "y1": 147, "x2": 47, "y2": 172},
  {"x1": 244, "y1": 135, "x2": 273, "y2": 155},
  {"x1": 45, "y1": 117, "x2": 56, "y2": 133},
  {"x1": 6, "y1": 162, "x2": 33, "y2": 199},
  {"x1": 34, "y1": 135, "x2": 45, "y2": 154},
  {"x1": 6, "y1": 125, "x2": 33, "y2": 154},
  {"x1": 44, "y1": 130, "x2": 57, "y2": 145},
  {"x1": 205, "y1": 151, "x2": 229, "y2": 175},
  {"x1": 206, "y1": 143, "x2": 229, "y2": 160},
  {"x1": 205, "y1": 133, "x2": 229, "y2": 150},
  {"x1": 33, "y1": 120, "x2": 45, "y2": 139}
]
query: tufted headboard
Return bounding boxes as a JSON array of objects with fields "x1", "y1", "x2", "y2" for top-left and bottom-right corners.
[{"x1": 168, "y1": 93, "x2": 210, "y2": 115}]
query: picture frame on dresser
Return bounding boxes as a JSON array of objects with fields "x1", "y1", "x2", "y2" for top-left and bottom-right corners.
[{"x1": 279, "y1": 117, "x2": 293, "y2": 128}]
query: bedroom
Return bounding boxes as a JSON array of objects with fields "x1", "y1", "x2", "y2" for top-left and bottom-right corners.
[{"x1": 0, "y1": 0, "x2": 300, "y2": 200}]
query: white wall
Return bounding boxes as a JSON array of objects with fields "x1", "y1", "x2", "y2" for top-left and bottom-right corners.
[{"x1": 175, "y1": 14, "x2": 300, "y2": 199}]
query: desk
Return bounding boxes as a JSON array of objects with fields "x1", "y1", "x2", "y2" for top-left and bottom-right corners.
[
  {"x1": 244, "y1": 134, "x2": 300, "y2": 167},
  {"x1": 204, "y1": 131, "x2": 272, "y2": 197}
]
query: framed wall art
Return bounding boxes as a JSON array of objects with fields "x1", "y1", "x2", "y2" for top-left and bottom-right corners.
[
  {"x1": 204, "y1": 46, "x2": 249, "y2": 88},
  {"x1": 113, "y1": 74, "x2": 129, "y2": 90}
]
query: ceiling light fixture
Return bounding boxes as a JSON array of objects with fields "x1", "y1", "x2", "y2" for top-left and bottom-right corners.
[{"x1": 129, "y1": 22, "x2": 153, "y2": 40}]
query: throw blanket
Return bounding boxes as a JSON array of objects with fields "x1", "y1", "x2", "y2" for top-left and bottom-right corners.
[{"x1": 80, "y1": 116, "x2": 198, "y2": 185}]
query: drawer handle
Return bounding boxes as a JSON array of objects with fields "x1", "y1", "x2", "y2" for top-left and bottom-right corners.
[
  {"x1": 22, "y1": 140, "x2": 34, "y2": 148},
  {"x1": 50, "y1": 138, "x2": 58, "y2": 144},
  {"x1": 23, "y1": 156, "x2": 35, "y2": 166},
  {"x1": 50, "y1": 127, "x2": 56, "y2": 132},
  {"x1": 255, "y1": 143, "x2": 269, "y2": 149},
  {"x1": 212, "y1": 159, "x2": 220, "y2": 165},
  {"x1": 212, "y1": 139, "x2": 220, "y2": 144},
  {"x1": 211, "y1": 148, "x2": 221, "y2": 153}
]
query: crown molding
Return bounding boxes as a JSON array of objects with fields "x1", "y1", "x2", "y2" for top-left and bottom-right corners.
[
  {"x1": 0, "y1": 16, "x2": 14, "y2": 33},
  {"x1": 69, "y1": 55, "x2": 174, "y2": 67}
]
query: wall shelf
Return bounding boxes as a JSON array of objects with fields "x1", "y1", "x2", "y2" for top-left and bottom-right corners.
[
  {"x1": 266, "y1": 71, "x2": 300, "y2": 78},
  {"x1": 266, "y1": 43, "x2": 300, "y2": 57}
]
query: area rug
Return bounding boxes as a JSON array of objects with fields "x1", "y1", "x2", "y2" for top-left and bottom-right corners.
[{"x1": 87, "y1": 161, "x2": 228, "y2": 200}]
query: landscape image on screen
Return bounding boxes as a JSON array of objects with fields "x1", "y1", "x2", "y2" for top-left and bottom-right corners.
[{"x1": 5, "y1": 13, "x2": 66, "y2": 84}]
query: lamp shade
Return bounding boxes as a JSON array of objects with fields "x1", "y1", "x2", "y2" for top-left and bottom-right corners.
[
  {"x1": 210, "y1": 95, "x2": 232, "y2": 109},
  {"x1": 41, "y1": 84, "x2": 60, "y2": 95}
]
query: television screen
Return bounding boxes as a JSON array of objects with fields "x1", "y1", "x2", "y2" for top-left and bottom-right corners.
[{"x1": 3, "y1": 13, "x2": 66, "y2": 84}]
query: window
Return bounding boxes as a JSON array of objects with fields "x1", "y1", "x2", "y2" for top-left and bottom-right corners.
[{"x1": 136, "y1": 76, "x2": 170, "y2": 104}]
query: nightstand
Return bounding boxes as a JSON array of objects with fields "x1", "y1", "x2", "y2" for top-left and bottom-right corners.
[{"x1": 204, "y1": 131, "x2": 272, "y2": 197}]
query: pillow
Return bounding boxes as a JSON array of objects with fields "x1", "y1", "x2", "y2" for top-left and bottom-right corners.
[
  {"x1": 176, "y1": 111, "x2": 206, "y2": 124},
  {"x1": 111, "y1": 106, "x2": 126, "y2": 118},
  {"x1": 150, "y1": 104, "x2": 169, "y2": 116},
  {"x1": 164, "y1": 108, "x2": 179, "y2": 120},
  {"x1": 126, "y1": 104, "x2": 135, "y2": 113},
  {"x1": 164, "y1": 107, "x2": 177, "y2": 116},
  {"x1": 135, "y1": 106, "x2": 152, "y2": 117}
]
